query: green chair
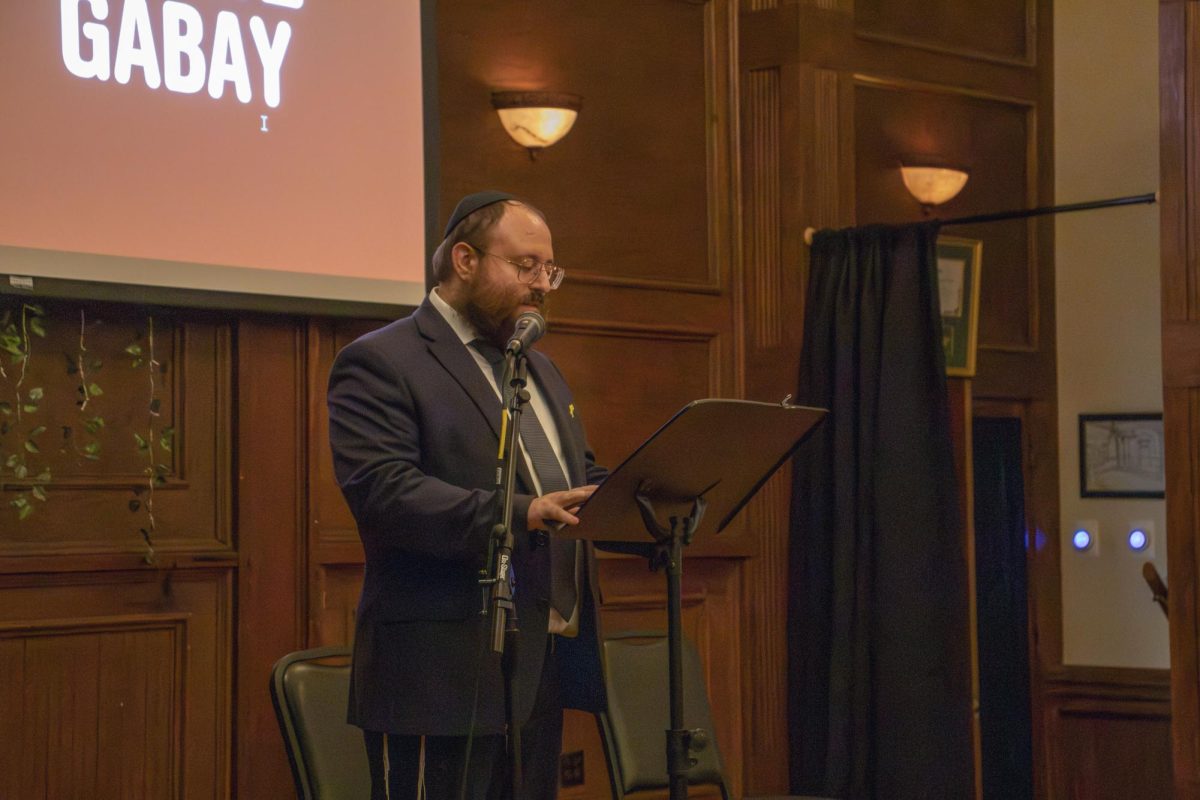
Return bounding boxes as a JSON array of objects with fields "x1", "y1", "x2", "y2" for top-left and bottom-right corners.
[
  {"x1": 596, "y1": 632, "x2": 837, "y2": 800},
  {"x1": 270, "y1": 646, "x2": 371, "y2": 800}
]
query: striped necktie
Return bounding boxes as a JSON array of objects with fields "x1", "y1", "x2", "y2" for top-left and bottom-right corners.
[{"x1": 471, "y1": 339, "x2": 578, "y2": 620}]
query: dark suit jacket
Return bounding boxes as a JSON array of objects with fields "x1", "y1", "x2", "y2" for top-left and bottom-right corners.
[{"x1": 327, "y1": 298, "x2": 607, "y2": 736}]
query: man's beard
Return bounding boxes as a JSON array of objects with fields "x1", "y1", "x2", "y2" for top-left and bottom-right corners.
[{"x1": 464, "y1": 287, "x2": 546, "y2": 348}]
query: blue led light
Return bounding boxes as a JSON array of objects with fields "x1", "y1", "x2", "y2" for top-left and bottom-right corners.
[
  {"x1": 1128, "y1": 529, "x2": 1149, "y2": 551},
  {"x1": 1072, "y1": 529, "x2": 1093, "y2": 551}
]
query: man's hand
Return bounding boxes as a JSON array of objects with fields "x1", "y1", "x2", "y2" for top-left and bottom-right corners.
[{"x1": 528, "y1": 485, "x2": 597, "y2": 531}]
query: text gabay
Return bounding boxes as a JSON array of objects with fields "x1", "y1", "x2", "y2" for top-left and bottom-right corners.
[{"x1": 60, "y1": 0, "x2": 300, "y2": 109}]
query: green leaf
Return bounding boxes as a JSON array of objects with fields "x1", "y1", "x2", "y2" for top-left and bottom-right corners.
[
  {"x1": 29, "y1": 426, "x2": 45, "y2": 438},
  {"x1": 10, "y1": 496, "x2": 28, "y2": 509},
  {"x1": 133, "y1": 432, "x2": 149, "y2": 451},
  {"x1": 25, "y1": 304, "x2": 44, "y2": 315},
  {"x1": 90, "y1": 359, "x2": 103, "y2": 370},
  {"x1": 28, "y1": 317, "x2": 46, "y2": 338},
  {"x1": 124, "y1": 343, "x2": 142, "y2": 356},
  {"x1": 28, "y1": 387, "x2": 42, "y2": 401},
  {"x1": 88, "y1": 383, "x2": 103, "y2": 397},
  {"x1": 17, "y1": 503, "x2": 33, "y2": 520},
  {"x1": 35, "y1": 469, "x2": 51, "y2": 482},
  {"x1": 83, "y1": 453, "x2": 101, "y2": 461},
  {"x1": 22, "y1": 404, "x2": 38, "y2": 414},
  {"x1": 83, "y1": 441, "x2": 100, "y2": 455},
  {"x1": 14, "y1": 464, "x2": 27, "y2": 479},
  {"x1": 0, "y1": 401, "x2": 11, "y2": 415},
  {"x1": 23, "y1": 441, "x2": 38, "y2": 453},
  {"x1": 4, "y1": 454, "x2": 17, "y2": 468},
  {"x1": 31, "y1": 486, "x2": 46, "y2": 502}
]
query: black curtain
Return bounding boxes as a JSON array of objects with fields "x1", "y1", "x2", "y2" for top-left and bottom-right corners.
[
  {"x1": 787, "y1": 223, "x2": 973, "y2": 799},
  {"x1": 973, "y1": 417, "x2": 1034, "y2": 800}
]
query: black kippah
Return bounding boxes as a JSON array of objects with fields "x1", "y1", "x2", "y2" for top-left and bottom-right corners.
[{"x1": 443, "y1": 190, "x2": 516, "y2": 239}]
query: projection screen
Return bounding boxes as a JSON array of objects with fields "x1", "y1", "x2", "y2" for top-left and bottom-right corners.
[{"x1": 0, "y1": 0, "x2": 428, "y2": 311}]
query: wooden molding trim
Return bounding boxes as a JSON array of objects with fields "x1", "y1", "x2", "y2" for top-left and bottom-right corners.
[
  {"x1": 1043, "y1": 665, "x2": 1171, "y2": 702},
  {"x1": 1163, "y1": 320, "x2": 1200, "y2": 387},
  {"x1": 745, "y1": 67, "x2": 784, "y2": 351}
]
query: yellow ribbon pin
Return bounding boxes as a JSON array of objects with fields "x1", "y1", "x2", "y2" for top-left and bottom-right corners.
[{"x1": 569, "y1": 403, "x2": 575, "y2": 418}]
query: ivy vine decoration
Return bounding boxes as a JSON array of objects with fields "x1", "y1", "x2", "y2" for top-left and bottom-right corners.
[
  {"x1": 0, "y1": 304, "x2": 51, "y2": 520},
  {"x1": 126, "y1": 316, "x2": 172, "y2": 564},
  {"x1": 63, "y1": 308, "x2": 106, "y2": 463}
]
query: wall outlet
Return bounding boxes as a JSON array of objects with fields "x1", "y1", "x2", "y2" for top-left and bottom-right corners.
[{"x1": 560, "y1": 750, "x2": 585, "y2": 787}]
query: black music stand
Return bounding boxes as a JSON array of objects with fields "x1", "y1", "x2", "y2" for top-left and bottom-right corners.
[{"x1": 565, "y1": 399, "x2": 826, "y2": 800}]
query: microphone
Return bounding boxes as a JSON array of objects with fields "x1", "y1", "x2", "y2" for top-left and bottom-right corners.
[{"x1": 506, "y1": 310, "x2": 546, "y2": 355}]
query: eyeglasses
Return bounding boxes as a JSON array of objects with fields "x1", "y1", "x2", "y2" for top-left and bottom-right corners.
[{"x1": 468, "y1": 245, "x2": 565, "y2": 290}]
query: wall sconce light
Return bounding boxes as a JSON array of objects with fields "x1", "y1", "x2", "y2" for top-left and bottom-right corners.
[
  {"x1": 492, "y1": 91, "x2": 582, "y2": 157},
  {"x1": 899, "y1": 159, "x2": 970, "y2": 209}
]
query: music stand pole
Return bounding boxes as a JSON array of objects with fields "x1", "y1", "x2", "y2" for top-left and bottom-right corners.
[{"x1": 636, "y1": 492, "x2": 708, "y2": 800}]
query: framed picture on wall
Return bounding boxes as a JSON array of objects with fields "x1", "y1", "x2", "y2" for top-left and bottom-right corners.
[
  {"x1": 1079, "y1": 413, "x2": 1166, "y2": 498},
  {"x1": 936, "y1": 236, "x2": 982, "y2": 377}
]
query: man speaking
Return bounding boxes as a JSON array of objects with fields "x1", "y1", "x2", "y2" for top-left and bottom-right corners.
[{"x1": 327, "y1": 191, "x2": 608, "y2": 800}]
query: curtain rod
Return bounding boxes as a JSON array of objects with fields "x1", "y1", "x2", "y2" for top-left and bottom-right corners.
[{"x1": 803, "y1": 191, "x2": 1157, "y2": 245}]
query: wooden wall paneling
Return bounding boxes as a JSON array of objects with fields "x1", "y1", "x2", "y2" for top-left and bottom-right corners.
[
  {"x1": 1161, "y1": 2, "x2": 1200, "y2": 796},
  {"x1": 235, "y1": 317, "x2": 308, "y2": 800},
  {"x1": 0, "y1": 303, "x2": 233, "y2": 562},
  {"x1": 1042, "y1": 668, "x2": 1172, "y2": 800},
  {"x1": 0, "y1": 568, "x2": 231, "y2": 799},
  {"x1": 735, "y1": 37, "x2": 809, "y2": 791},
  {"x1": 436, "y1": 0, "x2": 736, "y2": 296},
  {"x1": 853, "y1": 0, "x2": 1034, "y2": 67},
  {"x1": 735, "y1": 468, "x2": 790, "y2": 792},
  {"x1": 538, "y1": 321, "x2": 719, "y2": 468},
  {"x1": 0, "y1": 614, "x2": 186, "y2": 799}
]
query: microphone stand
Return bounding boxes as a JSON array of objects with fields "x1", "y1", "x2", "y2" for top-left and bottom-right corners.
[{"x1": 480, "y1": 348, "x2": 530, "y2": 800}]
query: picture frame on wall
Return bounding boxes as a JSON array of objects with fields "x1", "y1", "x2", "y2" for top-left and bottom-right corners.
[
  {"x1": 936, "y1": 236, "x2": 982, "y2": 377},
  {"x1": 1079, "y1": 413, "x2": 1166, "y2": 498}
]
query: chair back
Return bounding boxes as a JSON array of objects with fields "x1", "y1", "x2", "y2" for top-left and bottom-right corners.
[
  {"x1": 269, "y1": 646, "x2": 370, "y2": 800},
  {"x1": 598, "y1": 632, "x2": 731, "y2": 800}
]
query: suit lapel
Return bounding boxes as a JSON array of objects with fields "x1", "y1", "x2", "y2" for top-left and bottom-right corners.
[{"x1": 415, "y1": 300, "x2": 503, "y2": 439}]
